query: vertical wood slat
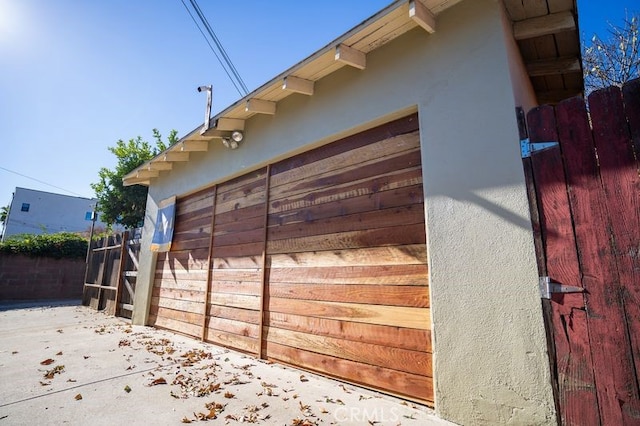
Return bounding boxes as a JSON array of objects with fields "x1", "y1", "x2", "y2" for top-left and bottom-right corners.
[
  {"x1": 621, "y1": 80, "x2": 640, "y2": 401},
  {"x1": 527, "y1": 105, "x2": 599, "y2": 425},
  {"x1": 554, "y1": 94, "x2": 635, "y2": 425},
  {"x1": 113, "y1": 231, "x2": 129, "y2": 316},
  {"x1": 586, "y1": 86, "x2": 640, "y2": 421},
  {"x1": 517, "y1": 107, "x2": 560, "y2": 416},
  {"x1": 202, "y1": 186, "x2": 217, "y2": 341},
  {"x1": 259, "y1": 165, "x2": 271, "y2": 359}
]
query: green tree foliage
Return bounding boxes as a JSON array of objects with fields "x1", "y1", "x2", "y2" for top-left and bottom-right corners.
[
  {"x1": 0, "y1": 232, "x2": 88, "y2": 259},
  {"x1": 583, "y1": 12, "x2": 639, "y2": 94},
  {"x1": 91, "y1": 129, "x2": 178, "y2": 229},
  {"x1": 0, "y1": 205, "x2": 8, "y2": 227}
]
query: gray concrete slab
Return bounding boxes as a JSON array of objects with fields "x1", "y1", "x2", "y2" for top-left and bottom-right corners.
[{"x1": 0, "y1": 303, "x2": 455, "y2": 425}]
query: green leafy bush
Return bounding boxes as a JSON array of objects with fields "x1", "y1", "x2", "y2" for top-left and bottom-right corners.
[{"x1": 0, "y1": 233, "x2": 88, "y2": 259}]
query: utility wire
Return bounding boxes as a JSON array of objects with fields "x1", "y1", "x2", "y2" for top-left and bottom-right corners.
[
  {"x1": 179, "y1": 0, "x2": 245, "y2": 97},
  {"x1": 188, "y1": 0, "x2": 249, "y2": 94},
  {"x1": 180, "y1": 0, "x2": 249, "y2": 96},
  {"x1": 0, "y1": 166, "x2": 87, "y2": 197}
]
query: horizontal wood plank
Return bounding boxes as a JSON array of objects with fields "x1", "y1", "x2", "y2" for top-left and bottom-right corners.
[
  {"x1": 263, "y1": 327, "x2": 431, "y2": 376},
  {"x1": 266, "y1": 296, "x2": 430, "y2": 329},
  {"x1": 267, "y1": 208, "x2": 425, "y2": 243},
  {"x1": 269, "y1": 114, "x2": 418, "y2": 176},
  {"x1": 269, "y1": 167, "x2": 422, "y2": 214},
  {"x1": 205, "y1": 329, "x2": 259, "y2": 355},
  {"x1": 207, "y1": 316, "x2": 260, "y2": 339},
  {"x1": 265, "y1": 311, "x2": 431, "y2": 352},
  {"x1": 210, "y1": 280, "x2": 262, "y2": 296},
  {"x1": 269, "y1": 244, "x2": 427, "y2": 268},
  {"x1": 208, "y1": 305, "x2": 261, "y2": 325},
  {"x1": 209, "y1": 292, "x2": 261, "y2": 310},
  {"x1": 149, "y1": 314, "x2": 202, "y2": 338},
  {"x1": 270, "y1": 131, "x2": 420, "y2": 188},
  {"x1": 267, "y1": 282, "x2": 428, "y2": 307},
  {"x1": 152, "y1": 286, "x2": 205, "y2": 302},
  {"x1": 212, "y1": 256, "x2": 263, "y2": 269},
  {"x1": 269, "y1": 147, "x2": 421, "y2": 200},
  {"x1": 151, "y1": 296, "x2": 205, "y2": 315},
  {"x1": 267, "y1": 264, "x2": 429, "y2": 285},
  {"x1": 264, "y1": 341, "x2": 433, "y2": 403},
  {"x1": 267, "y1": 223, "x2": 425, "y2": 253},
  {"x1": 268, "y1": 184, "x2": 424, "y2": 227}
]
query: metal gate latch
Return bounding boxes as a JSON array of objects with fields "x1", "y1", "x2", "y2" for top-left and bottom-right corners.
[
  {"x1": 539, "y1": 276, "x2": 585, "y2": 299},
  {"x1": 520, "y1": 138, "x2": 559, "y2": 158}
]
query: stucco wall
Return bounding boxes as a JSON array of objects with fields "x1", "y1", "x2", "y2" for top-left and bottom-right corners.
[{"x1": 133, "y1": 0, "x2": 555, "y2": 424}]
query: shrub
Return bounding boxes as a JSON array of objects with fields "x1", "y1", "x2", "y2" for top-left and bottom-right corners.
[{"x1": 0, "y1": 233, "x2": 88, "y2": 259}]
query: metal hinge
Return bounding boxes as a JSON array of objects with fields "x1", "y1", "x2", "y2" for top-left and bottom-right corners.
[
  {"x1": 539, "y1": 276, "x2": 585, "y2": 299},
  {"x1": 520, "y1": 138, "x2": 559, "y2": 158}
]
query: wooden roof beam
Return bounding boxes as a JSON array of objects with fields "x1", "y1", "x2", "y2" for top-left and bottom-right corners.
[
  {"x1": 526, "y1": 57, "x2": 581, "y2": 77},
  {"x1": 123, "y1": 177, "x2": 151, "y2": 187},
  {"x1": 163, "y1": 152, "x2": 190, "y2": 162},
  {"x1": 409, "y1": 0, "x2": 436, "y2": 34},
  {"x1": 282, "y1": 76, "x2": 314, "y2": 95},
  {"x1": 513, "y1": 11, "x2": 575, "y2": 40},
  {"x1": 147, "y1": 161, "x2": 173, "y2": 171},
  {"x1": 335, "y1": 44, "x2": 366, "y2": 69},
  {"x1": 179, "y1": 140, "x2": 208, "y2": 152},
  {"x1": 215, "y1": 117, "x2": 245, "y2": 131},
  {"x1": 246, "y1": 98, "x2": 276, "y2": 115},
  {"x1": 134, "y1": 169, "x2": 159, "y2": 179}
]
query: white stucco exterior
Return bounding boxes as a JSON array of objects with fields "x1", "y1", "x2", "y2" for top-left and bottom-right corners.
[
  {"x1": 132, "y1": 0, "x2": 557, "y2": 424},
  {"x1": 2, "y1": 187, "x2": 107, "y2": 240}
]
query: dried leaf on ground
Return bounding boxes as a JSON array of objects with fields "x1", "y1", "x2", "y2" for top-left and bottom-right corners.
[
  {"x1": 74, "y1": 394, "x2": 82, "y2": 400},
  {"x1": 43, "y1": 365, "x2": 65, "y2": 379},
  {"x1": 56, "y1": 351, "x2": 63, "y2": 356},
  {"x1": 181, "y1": 417, "x2": 192, "y2": 423},
  {"x1": 148, "y1": 377, "x2": 167, "y2": 386},
  {"x1": 124, "y1": 385, "x2": 132, "y2": 393},
  {"x1": 224, "y1": 391, "x2": 235, "y2": 399},
  {"x1": 40, "y1": 358, "x2": 55, "y2": 366},
  {"x1": 299, "y1": 375, "x2": 309, "y2": 382}
]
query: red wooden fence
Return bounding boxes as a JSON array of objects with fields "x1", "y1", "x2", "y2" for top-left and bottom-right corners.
[{"x1": 525, "y1": 78, "x2": 640, "y2": 425}]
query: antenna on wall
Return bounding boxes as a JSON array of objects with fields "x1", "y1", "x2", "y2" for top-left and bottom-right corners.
[{"x1": 197, "y1": 85, "x2": 212, "y2": 135}]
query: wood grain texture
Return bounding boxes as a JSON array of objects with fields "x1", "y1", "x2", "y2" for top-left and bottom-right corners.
[
  {"x1": 584, "y1": 87, "x2": 640, "y2": 422},
  {"x1": 266, "y1": 296, "x2": 430, "y2": 330},
  {"x1": 268, "y1": 184, "x2": 424, "y2": 227},
  {"x1": 269, "y1": 245, "x2": 427, "y2": 268},
  {"x1": 264, "y1": 342, "x2": 433, "y2": 403},
  {"x1": 528, "y1": 104, "x2": 599, "y2": 425},
  {"x1": 263, "y1": 327, "x2": 431, "y2": 376},
  {"x1": 265, "y1": 311, "x2": 431, "y2": 352},
  {"x1": 267, "y1": 264, "x2": 429, "y2": 285},
  {"x1": 267, "y1": 283, "x2": 429, "y2": 307}
]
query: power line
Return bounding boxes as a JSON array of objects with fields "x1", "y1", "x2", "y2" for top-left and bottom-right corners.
[
  {"x1": 0, "y1": 166, "x2": 87, "y2": 198},
  {"x1": 180, "y1": 0, "x2": 249, "y2": 96},
  {"x1": 178, "y1": 0, "x2": 244, "y2": 97},
  {"x1": 188, "y1": 0, "x2": 249, "y2": 94}
]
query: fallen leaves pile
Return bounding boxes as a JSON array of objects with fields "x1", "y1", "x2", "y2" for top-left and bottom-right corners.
[{"x1": 22, "y1": 318, "x2": 427, "y2": 425}]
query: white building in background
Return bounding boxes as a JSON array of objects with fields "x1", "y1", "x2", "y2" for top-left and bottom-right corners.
[{"x1": 1, "y1": 187, "x2": 108, "y2": 240}]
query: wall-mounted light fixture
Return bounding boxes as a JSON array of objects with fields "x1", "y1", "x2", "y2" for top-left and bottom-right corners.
[{"x1": 222, "y1": 130, "x2": 243, "y2": 149}]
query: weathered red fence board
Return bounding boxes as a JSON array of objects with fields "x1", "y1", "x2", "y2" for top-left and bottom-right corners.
[{"x1": 525, "y1": 78, "x2": 640, "y2": 425}]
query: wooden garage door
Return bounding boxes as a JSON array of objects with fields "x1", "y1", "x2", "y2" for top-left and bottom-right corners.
[
  {"x1": 150, "y1": 114, "x2": 432, "y2": 403},
  {"x1": 263, "y1": 116, "x2": 431, "y2": 403},
  {"x1": 149, "y1": 187, "x2": 214, "y2": 337}
]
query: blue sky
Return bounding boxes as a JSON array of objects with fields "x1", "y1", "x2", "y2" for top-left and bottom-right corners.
[{"x1": 0, "y1": 0, "x2": 637, "y2": 230}]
